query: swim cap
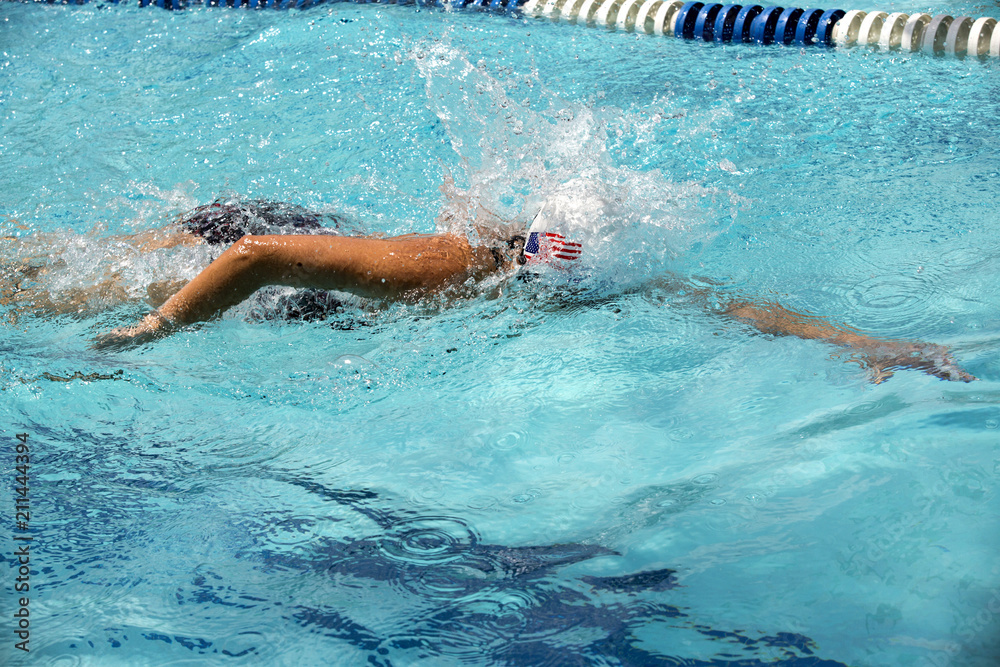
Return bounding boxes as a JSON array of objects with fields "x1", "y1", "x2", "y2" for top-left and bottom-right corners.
[{"x1": 522, "y1": 203, "x2": 583, "y2": 263}]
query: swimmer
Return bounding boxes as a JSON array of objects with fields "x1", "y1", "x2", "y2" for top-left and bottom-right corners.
[{"x1": 3, "y1": 197, "x2": 975, "y2": 383}]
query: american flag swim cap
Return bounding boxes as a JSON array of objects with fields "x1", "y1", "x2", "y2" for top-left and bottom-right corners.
[
  {"x1": 522, "y1": 203, "x2": 583, "y2": 263},
  {"x1": 522, "y1": 231, "x2": 583, "y2": 262}
]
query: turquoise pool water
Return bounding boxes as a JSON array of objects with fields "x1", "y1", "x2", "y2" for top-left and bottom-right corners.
[{"x1": 1, "y1": 2, "x2": 999, "y2": 665}]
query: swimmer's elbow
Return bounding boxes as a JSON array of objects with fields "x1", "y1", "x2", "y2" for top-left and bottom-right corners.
[{"x1": 220, "y1": 235, "x2": 276, "y2": 281}]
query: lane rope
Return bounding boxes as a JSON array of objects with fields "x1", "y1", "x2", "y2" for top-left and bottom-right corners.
[{"x1": 22, "y1": 0, "x2": 1000, "y2": 58}]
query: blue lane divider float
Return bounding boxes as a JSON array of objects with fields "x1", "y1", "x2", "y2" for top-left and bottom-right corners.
[
  {"x1": 712, "y1": 4, "x2": 740, "y2": 42},
  {"x1": 27, "y1": 0, "x2": 1000, "y2": 58}
]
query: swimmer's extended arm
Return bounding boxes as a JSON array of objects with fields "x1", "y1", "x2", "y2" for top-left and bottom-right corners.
[
  {"x1": 95, "y1": 233, "x2": 493, "y2": 348},
  {"x1": 651, "y1": 275, "x2": 973, "y2": 383},
  {"x1": 720, "y1": 299, "x2": 975, "y2": 383}
]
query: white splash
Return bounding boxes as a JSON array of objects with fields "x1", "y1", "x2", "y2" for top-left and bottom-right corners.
[{"x1": 407, "y1": 37, "x2": 734, "y2": 287}]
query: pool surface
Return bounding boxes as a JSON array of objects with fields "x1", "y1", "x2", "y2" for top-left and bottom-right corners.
[{"x1": 2, "y1": 1, "x2": 999, "y2": 665}]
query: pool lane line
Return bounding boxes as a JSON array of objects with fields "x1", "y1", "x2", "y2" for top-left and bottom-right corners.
[
  {"x1": 523, "y1": 0, "x2": 1000, "y2": 57},
  {"x1": 25, "y1": 0, "x2": 1000, "y2": 58}
]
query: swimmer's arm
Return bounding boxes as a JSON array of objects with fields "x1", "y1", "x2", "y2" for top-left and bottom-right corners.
[
  {"x1": 722, "y1": 299, "x2": 871, "y2": 345},
  {"x1": 720, "y1": 299, "x2": 975, "y2": 383},
  {"x1": 95, "y1": 234, "x2": 489, "y2": 348}
]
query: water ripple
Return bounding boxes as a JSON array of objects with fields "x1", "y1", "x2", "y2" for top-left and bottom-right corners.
[
  {"x1": 489, "y1": 426, "x2": 530, "y2": 452},
  {"x1": 843, "y1": 272, "x2": 942, "y2": 336},
  {"x1": 379, "y1": 516, "x2": 479, "y2": 567}
]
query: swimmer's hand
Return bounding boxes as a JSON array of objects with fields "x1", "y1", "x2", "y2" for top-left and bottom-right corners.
[
  {"x1": 848, "y1": 341, "x2": 976, "y2": 384},
  {"x1": 93, "y1": 312, "x2": 174, "y2": 351}
]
